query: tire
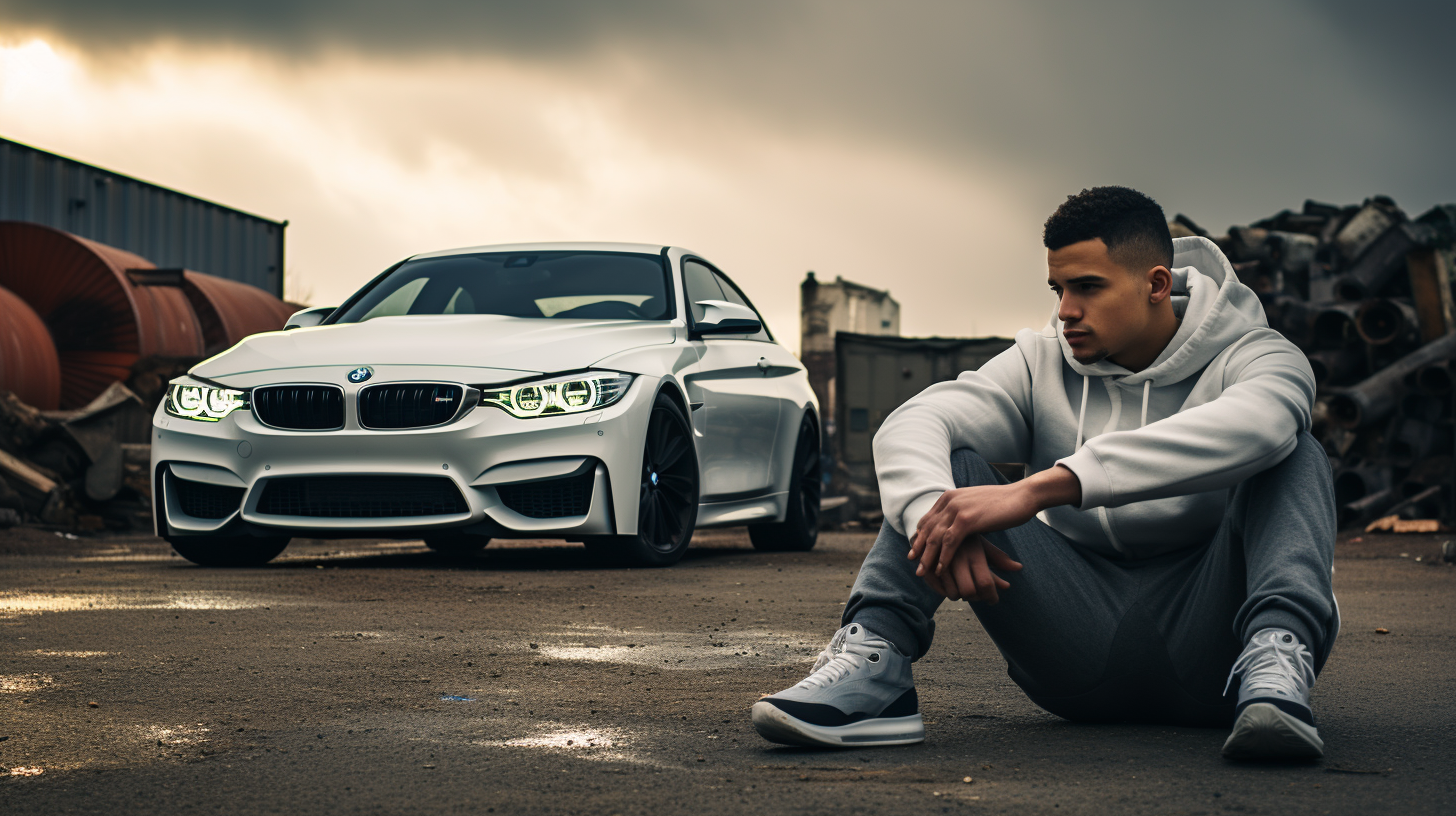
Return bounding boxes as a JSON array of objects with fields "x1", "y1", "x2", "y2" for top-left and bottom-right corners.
[
  {"x1": 585, "y1": 392, "x2": 698, "y2": 567},
  {"x1": 749, "y1": 413, "x2": 821, "y2": 552},
  {"x1": 424, "y1": 534, "x2": 489, "y2": 557},
  {"x1": 168, "y1": 535, "x2": 290, "y2": 567}
]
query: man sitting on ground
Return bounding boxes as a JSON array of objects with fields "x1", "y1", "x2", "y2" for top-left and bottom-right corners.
[{"x1": 750, "y1": 186, "x2": 1337, "y2": 760}]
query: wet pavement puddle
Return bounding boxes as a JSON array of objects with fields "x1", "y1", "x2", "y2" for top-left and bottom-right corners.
[
  {"x1": 537, "y1": 624, "x2": 820, "y2": 670},
  {"x1": 68, "y1": 547, "x2": 181, "y2": 563},
  {"x1": 140, "y1": 724, "x2": 211, "y2": 748},
  {"x1": 499, "y1": 728, "x2": 616, "y2": 750},
  {"x1": 0, "y1": 591, "x2": 291, "y2": 619},
  {"x1": 275, "y1": 541, "x2": 430, "y2": 562},
  {"x1": 0, "y1": 673, "x2": 54, "y2": 693},
  {"x1": 476, "y1": 724, "x2": 660, "y2": 765}
]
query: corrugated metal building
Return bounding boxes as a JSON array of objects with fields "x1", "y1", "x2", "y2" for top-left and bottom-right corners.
[{"x1": 0, "y1": 136, "x2": 285, "y2": 296}]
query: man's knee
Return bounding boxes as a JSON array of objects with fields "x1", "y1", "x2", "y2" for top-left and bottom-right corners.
[
  {"x1": 1289, "y1": 431, "x2": 1332, "y2": 476},
  {"x1": 1249, "y1": 432, "x2": 1333, "y2": 499},
  {"x1": 949, "y1": 448, "x2": 1005, "y2": 489}
]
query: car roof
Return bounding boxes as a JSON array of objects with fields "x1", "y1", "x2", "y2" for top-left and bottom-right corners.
[{"x1": 411, "y1": 241, "x2": 672, "y2": 260}]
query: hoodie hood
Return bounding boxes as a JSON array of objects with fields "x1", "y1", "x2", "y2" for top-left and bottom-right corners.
[
  {"x1": 1053, "y1": 236, "x2": 1270, "y2": 387},
  {"x1": 193, "y1": 315, "x2": 676, "y2": 385}
]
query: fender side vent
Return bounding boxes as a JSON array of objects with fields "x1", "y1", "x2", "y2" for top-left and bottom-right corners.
[
  {"x1": 497, "y1": 471, "x2": 594, "y2": 518},
  {"x1": 173, "y1": 478, "x2": 245, "y2": 519}
]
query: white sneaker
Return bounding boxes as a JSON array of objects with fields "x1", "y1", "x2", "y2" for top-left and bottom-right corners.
[
  {"x1": 1221, "y1": 628, "x2": 1324, "y2": 759},
  {"x1": 750, "y1": 623, "x2": 924, "y2": 748}
]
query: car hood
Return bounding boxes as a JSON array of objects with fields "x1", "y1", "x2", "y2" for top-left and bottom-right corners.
[{"x1": 192, "y1": 315, "x2": 678, "y2": 387}]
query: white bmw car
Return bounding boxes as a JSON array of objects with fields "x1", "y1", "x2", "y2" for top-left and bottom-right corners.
[{"x1": 151, "y1": 243, "x2": 822, "y2": 567}]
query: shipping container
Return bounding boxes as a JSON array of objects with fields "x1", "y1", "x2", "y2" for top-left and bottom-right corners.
[{"x1": 832, "y1": 332, "x2": 1015, "y2": 514}]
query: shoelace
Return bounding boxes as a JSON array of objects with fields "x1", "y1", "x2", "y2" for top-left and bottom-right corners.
[
  {"x1": 797, "y1": 650, "x2": 868, "y2": 690},
  {"x1": 1223, "y1": 633, "x2": 1315, "y2": 698},
  {"x1": 810, "y1": 626, "x2": 851, "y2": 673}
]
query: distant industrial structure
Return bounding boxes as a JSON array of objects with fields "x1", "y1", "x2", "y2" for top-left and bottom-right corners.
[
  {"x1": 0, "y1": 136, "x2": 286, "y2": 296},
  {"x1": 0, "y1": 137, "x2": 295, "y2": 412},
  {"x1": 798, "y1": 271, "x2": 1013, "y2": 522},
  {"x1": 799, "y1": 272, "x2": 901, "y2": 426}
]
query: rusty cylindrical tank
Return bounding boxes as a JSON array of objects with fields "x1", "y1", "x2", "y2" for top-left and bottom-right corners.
[
  {"x1": 0, "y1": 284, "x2": 62, "y2": 409},
  {"x1": 0, "y1": 221, "x2": 204, "y2": 408},
  {"x1": 181, "y1": 270, "x2": 295, "y2": 354}
]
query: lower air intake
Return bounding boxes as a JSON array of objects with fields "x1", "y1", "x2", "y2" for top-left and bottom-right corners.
[
  {"x1": 497, "y1": 470, "x2": 595, "y2": 518},
  {"x1": 257, "y1": 476, "x2": 467, "y2": 518},
  {"x1": 173, "y1": 477, "x2": 245, "y2": 519}
]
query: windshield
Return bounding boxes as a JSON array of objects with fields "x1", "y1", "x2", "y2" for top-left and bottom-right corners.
[{"x1": 332, "y1": 251, "x2": 672, "y2": 323}]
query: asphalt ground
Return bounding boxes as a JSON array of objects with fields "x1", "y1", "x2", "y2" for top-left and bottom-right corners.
[{"x1": 1, "y1": 525, "x2": 1452, "y2": 815}]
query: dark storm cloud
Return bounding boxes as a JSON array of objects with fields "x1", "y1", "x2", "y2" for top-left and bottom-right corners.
[
  {"x1": 0, "y1": 0, "x2": 783, "y2": 55},
  {"x1": 6, "y1": 0, "x2": 1452, "y2": 230}
]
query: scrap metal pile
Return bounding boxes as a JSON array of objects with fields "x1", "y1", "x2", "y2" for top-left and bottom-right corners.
[
  {"x1": 0, "y1": 221, "x2": 295, "y2": 531},
  {"x1": 1173, "y1": 197, "x2": 1456, "y2": 528}
]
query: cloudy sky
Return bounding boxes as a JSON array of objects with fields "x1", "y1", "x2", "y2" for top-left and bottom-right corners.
[{"x1": 1, "y1": 1, "x2": 1452, "y2": 351}]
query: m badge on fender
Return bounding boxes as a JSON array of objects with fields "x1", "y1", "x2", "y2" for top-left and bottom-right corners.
[{"x1": 348, "y1": 367, "x2": 373, "y2": 383}]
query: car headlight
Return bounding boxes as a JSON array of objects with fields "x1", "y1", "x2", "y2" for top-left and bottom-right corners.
[
  {"x1": 479, "y1": 371, "x2": 634, "y2": 418},
  {"x1": 165, "y1": 383, "x2": 249, "y2": 422}
]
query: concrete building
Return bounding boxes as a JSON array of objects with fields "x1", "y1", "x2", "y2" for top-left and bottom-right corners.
[{"x1": 799, "y1": 272, "x2": 900, "y2": 431}]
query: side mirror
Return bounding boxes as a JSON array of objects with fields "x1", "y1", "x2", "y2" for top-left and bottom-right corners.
[
  {"x1": 284, "y1": 306, "x2": 337, "y2": 330},
  {"x1": 694, "y1": 300, "x2": 762, "y2": 335}
]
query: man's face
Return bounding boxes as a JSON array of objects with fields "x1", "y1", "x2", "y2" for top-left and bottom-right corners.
[{"x1": 1047, "y1": 238, "x2": 1154, "y2": 366}]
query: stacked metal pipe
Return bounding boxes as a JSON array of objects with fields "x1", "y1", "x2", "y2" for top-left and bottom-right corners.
[{"x1": 1172, "y1": 199, "x2": 1456, "y2": 528}]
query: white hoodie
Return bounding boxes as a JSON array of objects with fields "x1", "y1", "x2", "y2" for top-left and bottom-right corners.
[{"x1": 873, "y1": 236, "x2": 1317, "y2": 560}]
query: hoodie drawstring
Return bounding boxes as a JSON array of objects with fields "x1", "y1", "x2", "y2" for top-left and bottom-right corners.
[
  {"x1": 1074, "y1": 375, "x2": 1090, "y2": 452},
  {"x1": 1079, "y1": 376, "x2": 1151, "y2": 451},
  {"x1": 1140, "y1": 379, "x2": 1151, "y2": 429}
]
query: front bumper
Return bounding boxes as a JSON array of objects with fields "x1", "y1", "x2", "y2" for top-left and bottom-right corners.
[{"x1": 151, "y1": 376, "x2": 655, "y2": 539}]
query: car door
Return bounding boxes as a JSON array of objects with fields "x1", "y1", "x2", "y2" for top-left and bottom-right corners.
[{"x1": 680, "y1": 258, "x2": 784, "y2": 500}]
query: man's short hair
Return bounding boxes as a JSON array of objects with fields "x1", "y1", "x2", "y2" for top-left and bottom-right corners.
[{"x1": 1043, "y1": 186, "x2": 1175, "y2": 272}]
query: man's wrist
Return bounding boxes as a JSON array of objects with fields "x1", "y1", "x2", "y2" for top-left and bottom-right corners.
[{"x1": 1019, "y1": 464, "x2": 1082, "y2": 511}]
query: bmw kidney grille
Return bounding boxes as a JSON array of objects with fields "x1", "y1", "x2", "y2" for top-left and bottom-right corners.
[
  {"x1": 358, "y1": 383, "x2": 465, "y2": 429},
  {"x1": 252, "y1": 385, "x2": 346, "y2": 430}
]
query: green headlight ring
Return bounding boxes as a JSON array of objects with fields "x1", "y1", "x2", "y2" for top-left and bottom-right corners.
[
  {"x1": 165, "y1": 382, "x2": 250, "y2": 422},
  {"x1": 480, "y1": 372, "x2": 634, "y2": 419}
]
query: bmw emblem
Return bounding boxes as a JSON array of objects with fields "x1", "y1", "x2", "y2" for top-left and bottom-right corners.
[{"x1": 348, "y1": 366, "x2": 373, "y2": 383}]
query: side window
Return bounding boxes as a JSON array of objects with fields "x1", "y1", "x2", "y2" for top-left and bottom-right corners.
[
  {"x1": 711, "y1": 270, "x2": 772, "y2": 342},
  {"x1": 682, "y1": 260, "x2": 726, "y2": 324}
]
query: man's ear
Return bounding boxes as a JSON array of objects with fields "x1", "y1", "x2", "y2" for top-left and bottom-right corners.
[{"x1": 1147, "y1": 265, "x2": 1172, "y2": 304}]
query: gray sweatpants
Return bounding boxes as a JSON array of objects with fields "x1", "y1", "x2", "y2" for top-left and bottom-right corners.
[{"x1": 845, "y1": 432, "x2": 1338, "y2": 727}]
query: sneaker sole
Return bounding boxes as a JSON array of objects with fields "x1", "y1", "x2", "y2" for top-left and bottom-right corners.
[
  {"x1": 750, "y1": 701, "x2": 925, "y2": 748},
  {"x1": 1221, "y1": 702, "x2": 1324, "y2": 760}
]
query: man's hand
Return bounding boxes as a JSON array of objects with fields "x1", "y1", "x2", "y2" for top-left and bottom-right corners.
[
  {"x1": 919, "y1": 535, "x2": 1022, "y2": 603},
  {"x1": 908, "y1": 464, "x2": 1082, "y2": 602}
]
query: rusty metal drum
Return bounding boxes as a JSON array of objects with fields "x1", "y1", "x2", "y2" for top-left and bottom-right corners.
[
  {"x1": 182, "y1": 270, "x2": 295, "y2": 354},
  {"x1": 0, "y1": 221, "x2": 204, "y2": 408},
  {"x1": 0, "y1": 283, "x2": 62, "y2": 409}
]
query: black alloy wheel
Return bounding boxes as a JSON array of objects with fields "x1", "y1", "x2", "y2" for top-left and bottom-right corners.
[
  {"x1": 168, "y1": 535, "x2": 291, "y2": 567},
  {"x1": 586, "y1": 393, "x2": 698, "y2": 567},
  {"x1": 749, "y1": 413, "x2": 821, "y2": 552}
]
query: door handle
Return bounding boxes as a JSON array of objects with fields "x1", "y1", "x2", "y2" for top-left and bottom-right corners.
[{"x1": 757, "y1": 357, "x2": 771, "y2": 374}]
